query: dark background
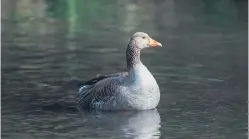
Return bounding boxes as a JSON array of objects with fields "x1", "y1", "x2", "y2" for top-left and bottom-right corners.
[{"x1": 2, "y1": 0, "x2": 248, "y2": 139}]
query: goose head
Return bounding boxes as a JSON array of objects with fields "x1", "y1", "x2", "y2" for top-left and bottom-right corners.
[{"x1": 129, "y1": 32, "x2": 162, "y2": 50}]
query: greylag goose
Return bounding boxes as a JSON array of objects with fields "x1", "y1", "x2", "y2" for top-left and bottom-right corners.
[{"x1": 77, "y1": 32, "x2": 162, "y2": 110}]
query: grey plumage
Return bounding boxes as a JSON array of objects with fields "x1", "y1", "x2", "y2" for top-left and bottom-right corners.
[
  {"x1": 77, "y1": 72, "x2": 128, "y2": 109},
  {"x1": 77, "y1": 32, "x2": 162, "y2": 110}
]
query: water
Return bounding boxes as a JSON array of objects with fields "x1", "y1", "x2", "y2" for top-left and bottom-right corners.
[{"x1": 2, "y1": 0, "x2": 248, "y2": 139}]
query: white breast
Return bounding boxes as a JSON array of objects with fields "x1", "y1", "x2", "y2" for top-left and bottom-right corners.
[
  {"x1": 129, "y1": 64, "x2": 158, "y2": 89},
  {"x1": 119, "y1": 64, "x2": 160, "y2": 110}
]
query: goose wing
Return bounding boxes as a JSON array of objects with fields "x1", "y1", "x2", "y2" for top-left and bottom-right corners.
[{"x1": 77, "y1": 72, "x2": 128, "y2": 108}]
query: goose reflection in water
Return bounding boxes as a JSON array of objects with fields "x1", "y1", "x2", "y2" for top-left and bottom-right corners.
[{"x1": 78, "y1": 109, "x2": 161, "y2": 139}]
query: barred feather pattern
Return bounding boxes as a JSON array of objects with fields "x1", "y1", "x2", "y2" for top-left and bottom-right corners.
[{"x1": 77, "y1": 72, "x2": 128, "y2": 110}]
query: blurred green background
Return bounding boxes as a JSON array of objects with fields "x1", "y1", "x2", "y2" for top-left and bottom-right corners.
[{"x1": 1, "y1": 0, "x2": 248, "y2": 139}]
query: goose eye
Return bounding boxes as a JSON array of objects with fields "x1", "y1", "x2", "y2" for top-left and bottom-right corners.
[{"x1": 142, "y1": 37, "x2": 146, "y2": 39}]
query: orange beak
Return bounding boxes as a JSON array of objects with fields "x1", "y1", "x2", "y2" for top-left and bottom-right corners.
[{"x1": 149, "y1": 38, "x2": 162, "y2": 47}]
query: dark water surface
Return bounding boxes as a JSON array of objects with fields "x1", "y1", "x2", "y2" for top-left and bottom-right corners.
[{"x1": 2, "y1": 0, "x2": 248, "y2": 139}]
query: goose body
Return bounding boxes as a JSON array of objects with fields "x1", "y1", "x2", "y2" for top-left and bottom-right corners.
[{"x1": 77, "y1": 32, "x2": 162, "y2": 110}]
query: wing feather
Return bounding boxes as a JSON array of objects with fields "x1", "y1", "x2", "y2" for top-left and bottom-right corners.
[{"x1": 77, "y1": 72, "x2": 128, "y2": 109}]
